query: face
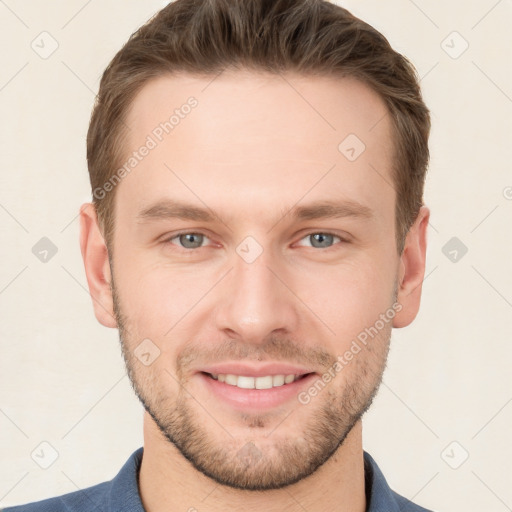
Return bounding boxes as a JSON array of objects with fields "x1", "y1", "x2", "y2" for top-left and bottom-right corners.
[{"x1": 104, "y1": 71, "x2": 405, "y2": 490}]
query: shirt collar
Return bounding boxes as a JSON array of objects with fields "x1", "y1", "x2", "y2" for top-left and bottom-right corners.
[
  {"x1": 108, "y1": 447, "x2": 145, "y2": 512},
  {"x1": 107, "y1": 447, "x2": 412, "y2": 512},
  {"x1": 364, "y1": 451, "x2": 404, "y2": 511}
]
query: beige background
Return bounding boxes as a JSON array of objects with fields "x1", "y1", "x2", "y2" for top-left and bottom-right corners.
[{"x1": 1, "y1": 1, "x2": 511, "y2": 511}]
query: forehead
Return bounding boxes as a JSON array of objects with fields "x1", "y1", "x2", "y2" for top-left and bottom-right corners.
[
  {"x1": 124, "y1": 70, "x2": 392, "y2": 154},
  {"x1": 117, "y1": 70, "x2": 395, "y2": 227}
]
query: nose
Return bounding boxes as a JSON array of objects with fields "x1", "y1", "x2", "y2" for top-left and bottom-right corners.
[{"x1": 213, "y1": 241, "x2": 301, "y2": 345}]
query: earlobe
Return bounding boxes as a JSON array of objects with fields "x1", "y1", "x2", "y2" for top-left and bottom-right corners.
[
  {"x1": 392, "y1": 206, "x2": 430, "y2": 328},
  {"x1": 79, "y1": 202, "x2": 117, "y2": 328}
]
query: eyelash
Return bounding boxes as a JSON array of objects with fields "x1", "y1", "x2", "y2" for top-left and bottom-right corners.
[{"x1": 161, "y1": 231, "x2": 348, "y2": 251}]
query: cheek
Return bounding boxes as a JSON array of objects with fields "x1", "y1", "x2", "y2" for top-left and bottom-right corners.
[
  {"x1": 116, "y1": 258, "x2": 210, "y2": 341},
  {"x1": 298, "y1": 256, "x2": 396, "y2": 342},
  {"x1": 112, "y1": 260, "x2": 166, "y2": 335}
]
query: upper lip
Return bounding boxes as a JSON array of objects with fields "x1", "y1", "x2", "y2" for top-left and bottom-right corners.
[{"x1": 199, "y1": 362, "x2": 316, "y2": 378}]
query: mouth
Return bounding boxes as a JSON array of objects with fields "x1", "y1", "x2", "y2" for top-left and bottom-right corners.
[
  {"x1": 198, "y1": 371, "x2": 318, "y2": 410},
  {"x1": 202, "y1": 371, "x2": 313, "y2": 390}
]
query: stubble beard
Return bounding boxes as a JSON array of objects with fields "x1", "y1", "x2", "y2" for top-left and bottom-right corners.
[{"x1": 110, "y1": 272, "x2": 393, "y2": 490}]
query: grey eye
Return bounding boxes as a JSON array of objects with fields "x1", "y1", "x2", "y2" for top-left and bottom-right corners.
[
  {"x1": 177, "y1": 233, "x2": 205, "y2": 249},
  {"x1": 307, "y1": 233, "x2": 338, "y2": 249}
]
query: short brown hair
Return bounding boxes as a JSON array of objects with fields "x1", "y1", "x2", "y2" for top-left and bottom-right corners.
[{"x1": 87, "y1": 0, "x2": 430, "y2": 256}]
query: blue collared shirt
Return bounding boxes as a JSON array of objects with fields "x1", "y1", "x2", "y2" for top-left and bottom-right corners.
[{"x1": 2, "y1": 447, "x2": 433, "y2": 511}]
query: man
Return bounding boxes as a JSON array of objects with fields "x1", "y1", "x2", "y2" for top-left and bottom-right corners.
[{"x1": 3, "y1": 0, "x2": 433, "y2": 510}]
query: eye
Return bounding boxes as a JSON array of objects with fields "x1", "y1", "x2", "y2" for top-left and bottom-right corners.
[
  {"x1": 164, "y1": 232, "x2": 211, "y2": 250},
  {"x1": 162, "y1": 231, "x2": 347, "y2": 251},
  {"x1": 296, "y1": 232, "x2": 345, "y2": 249}
]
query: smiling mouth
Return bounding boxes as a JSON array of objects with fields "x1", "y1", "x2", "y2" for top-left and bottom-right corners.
[{"x1": 202, "y1": 371, "x2": 313, "y2": 390}]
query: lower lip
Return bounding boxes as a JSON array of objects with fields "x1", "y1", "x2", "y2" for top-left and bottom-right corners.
[{"x1": 198, "y1": 372, "x2": 317, "y2": 411}]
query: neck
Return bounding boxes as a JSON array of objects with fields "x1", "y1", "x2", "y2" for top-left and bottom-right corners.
[{"x1": 138, "y1": 412, "x2": 366, "y2": 512}]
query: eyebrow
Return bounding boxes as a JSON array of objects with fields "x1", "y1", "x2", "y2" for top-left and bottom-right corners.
[{"x1": 135, "y1": 198, "x2": 375, "y2": 225}]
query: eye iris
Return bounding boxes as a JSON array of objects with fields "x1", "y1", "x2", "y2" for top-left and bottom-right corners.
[
  {"x1": 311, "y1": 233, "x2": 333, "y2": 248},
  {"x1": 175, "y1": 233, "x2": 336, "y2": 249},
  {"x1": 180, "y1": 233, "x2": 203, "y2": 249}
]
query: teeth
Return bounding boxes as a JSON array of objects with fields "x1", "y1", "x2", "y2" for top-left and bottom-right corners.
[
  {"x1": 225, "y1": 374, "x2": 238, "y2": 386},
  {"x1": 255, "y1": 375, "x2": 274, "y2": 389},
  {"x1": 273, "y1": 375, "x2": 285, "y2": 387},
  {"x1": 209, "y1": 373, "x2": 305, "y2": 389},
  {"x1": 284, "y1": 374, "x2": 295, "y2": 384},
  {"x1": 238, "y1": 375, "x2": 259, "y2": 389}
]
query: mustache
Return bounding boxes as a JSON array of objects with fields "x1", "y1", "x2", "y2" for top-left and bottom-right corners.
[{"x1": 176, "y1": 337, "x2": 336, "y2": 372}]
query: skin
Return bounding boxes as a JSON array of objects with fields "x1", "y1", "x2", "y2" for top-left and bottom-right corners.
[{"x1": 79, "y1": 70, "x2": 429, "y2": 512}]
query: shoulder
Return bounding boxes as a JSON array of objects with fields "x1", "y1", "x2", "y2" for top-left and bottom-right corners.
[
  {"x1": 364, "y1": 451, "x2": 435, "y2": 512},
  {"x1": 391, "y1": 489, "x2": 435, "y2": 512},
  {"x1": 1, "y1": 481, "x2": 111, "y2": 512},
  {"x1": 1, "y1": 447, "x2": 144, "y2": 512}
]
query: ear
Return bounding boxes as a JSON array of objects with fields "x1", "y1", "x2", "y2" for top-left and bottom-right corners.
[
  {"x1": 79, "y1": 202, "x2": 117, "y2": 328},
  {"x1": 392, "y1": 206, "x2": 430, "y2": 328}
]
